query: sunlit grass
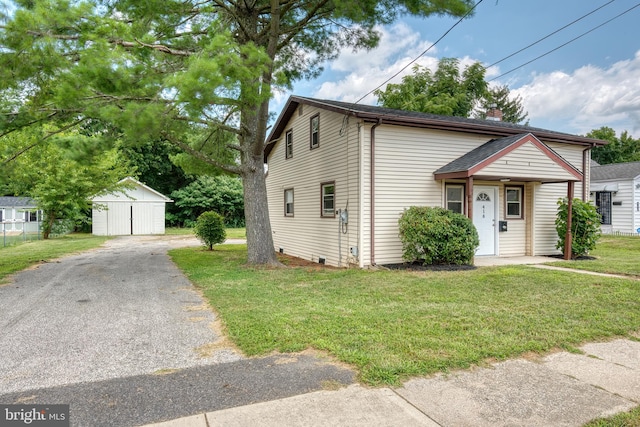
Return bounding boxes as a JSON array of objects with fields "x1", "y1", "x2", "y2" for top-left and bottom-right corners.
[{"x1": 170, "y1": 243, "x2": 640, "y2": 385}]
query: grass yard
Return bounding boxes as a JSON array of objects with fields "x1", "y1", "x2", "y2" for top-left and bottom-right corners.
[
  {"x1": 169, "y1": 242, "x2": 640, "y2": 386},
  {"x1": 585, "y1": 406, "x2": 640, "y2": 427},
  {"x1": 549, "y1": 235, "x2": 640, "y2": 277},
  {"x1": 166, "y1": 226, "x2": 246, "y2": 240},
  {"x1": 0, "y1": 233, "x2": 110, "y2": 284}
]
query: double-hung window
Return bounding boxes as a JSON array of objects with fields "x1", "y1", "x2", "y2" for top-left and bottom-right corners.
[
  {"x1": 446, "y1": 185, "x2": 464, "y2": 214},
  {"x1": 505, "y1": 187, "x2": 523, "y2": 219},
  {"x1": 285, "y1": 129, "x2": 293, "y2": 159},
  {"x1": 321, "y1": 182, "x2": 335, "y2": 217},
  {"x1": 310, "y1": 115, "x2": 319, "y2": 149},
  {"x1": 284, "y1": 189, "x2": 294, "y2": 217}
]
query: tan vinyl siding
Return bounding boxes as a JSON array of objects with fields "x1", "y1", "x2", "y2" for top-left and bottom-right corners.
[
  {"x1": 372, "y1": 126, "x2": 488, "y2": 265},
  {"x1": 480, "y1": 142, "x2": 579, "y2": 181},
  {"x1": 533, "y1": 182, "x2": 564, "y2": 255},
  {"x1": 497, "y1": 182, "x2": 527, "y2": 256},
  {"x1": 266, "y1": 106, "x2": 361, "y2": 267}
]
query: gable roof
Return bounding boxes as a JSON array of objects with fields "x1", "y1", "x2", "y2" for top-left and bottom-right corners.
[
  {"x1": 591, "y1": 161, "x2": 640, "y2": 181},
  {"x1": 92, "y1": 177, "x2": 173, "y2": 202},
  {"x1": 434, "y1": 133, "x2": 583, "y2": 182},
  {"x1": 0, "y1": 196, "x2": 37, "y2": 208},
  {"x1": 265, "y1": 96, "x2": 606, "y2": 161}
]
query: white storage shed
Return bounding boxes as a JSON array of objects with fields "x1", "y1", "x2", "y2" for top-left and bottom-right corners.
[{"x1": 92, "y1": 177, "x2": 173, "y2": 236}]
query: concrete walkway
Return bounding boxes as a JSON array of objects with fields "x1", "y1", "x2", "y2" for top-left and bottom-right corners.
[{"x1": 143, "y1": 337, "x2": 640, "y2": 427}]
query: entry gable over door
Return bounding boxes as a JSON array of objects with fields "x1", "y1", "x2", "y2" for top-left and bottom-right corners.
[{"x1": 434, "y1": 133, "x2": 583, "y2": 183}]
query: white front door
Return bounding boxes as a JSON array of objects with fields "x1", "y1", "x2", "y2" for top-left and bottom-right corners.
[{"x1": 473, "y1": 186, "x2": 497, "y2": 256}]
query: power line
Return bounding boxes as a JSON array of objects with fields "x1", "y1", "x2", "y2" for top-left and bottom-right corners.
[
  {"x1": 486, "y1": 0, "x2": 615, "y2": 69},
  {"x1": 354, "y1": 0, "x2": 484, "y2": 104},
  {"x1": 489, "y1": 2, "x2": 640, "y2": 82}
]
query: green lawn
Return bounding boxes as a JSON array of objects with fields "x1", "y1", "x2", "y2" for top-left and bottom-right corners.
[
  {"x1": 166, "y1": 226, "x2": 246, "y2": 240},
  {"x1": 584, "y1": 406, "x2": 640, "y2": 427},
  {"x1": 0, "y1": 233, "x2": 110, "y2": 284},
  {"x1": 549, "y1": 235, "x2": 640, "y2": 277},
  {"x1": 169, "y1": 240, "x2": 640, "y2": 386}
]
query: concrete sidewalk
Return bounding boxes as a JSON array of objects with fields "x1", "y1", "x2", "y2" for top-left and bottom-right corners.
[{"x1": 142, "y1": 338, "x2": 640, "y2": 427}]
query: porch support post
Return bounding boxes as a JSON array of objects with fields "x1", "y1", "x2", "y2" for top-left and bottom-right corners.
[
  {"x1": 564, "y1": 181, "x2": 574, "y2": 260},
  {"x1": 466, "y1": 176, "x2": 474, "y2": 220}
]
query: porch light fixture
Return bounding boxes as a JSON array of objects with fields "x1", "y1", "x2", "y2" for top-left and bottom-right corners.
[{"x1": 500, "y1": 178, "x2": 511, "y2": 182}]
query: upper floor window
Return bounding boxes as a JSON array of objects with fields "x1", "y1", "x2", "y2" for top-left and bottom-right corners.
[
  {"x1": 505, "y1": 186, "x2": 523, "y2": 219},
  {"x1": 310, "y1": 115, "x2": 319, "y2": 149},
  {"x1": 446, "y1": 185, "x2": 464, "y2": 214},
  {"x1": 321, "y1": 182, "x2": 335, "y2": 217},
  {"x1": 285, "y1": 129, "x2": 293, "y2": 159}
]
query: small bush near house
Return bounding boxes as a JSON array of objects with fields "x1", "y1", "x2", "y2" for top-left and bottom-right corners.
[
  {"x1": 398, "y1": 206, "x2": 479, "y2": 265},
  {"x1": 194, "y1": 211, "x2": 226, "y2": 250},
  {"x1": 555, "y1": 198, "x2": 601, "y2": 259}
]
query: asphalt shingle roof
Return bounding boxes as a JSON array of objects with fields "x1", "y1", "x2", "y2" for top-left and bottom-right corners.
[
  {"x1": 591, "y1": 161, "x2": 640, "y2": 181},
  {"x1": 434, "y1": 133, "x2": 529, "y2": 174}
]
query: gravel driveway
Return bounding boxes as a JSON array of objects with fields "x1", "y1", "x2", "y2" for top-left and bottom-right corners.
[{"x1": 0, "y1": 235, "x2": 242, "y2": 394}]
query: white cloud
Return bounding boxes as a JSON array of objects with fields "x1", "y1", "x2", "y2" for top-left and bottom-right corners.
[
  {"x1": 314, "y1": 23, "x2": 440, "y2": 104},
  {"x1": 512, "y1": 51, "x2": 640, "y2": 137}
]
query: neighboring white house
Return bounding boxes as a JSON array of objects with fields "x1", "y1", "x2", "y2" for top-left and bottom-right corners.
[
  {"x1": 264, "y1": 96, "x2": 606, "y2": 268},
  {"x1": 590, "y1": 161, "x2": 640, "y2": 235},
  {"x1": 91, "y1": 177, "x2": 173, "y2": 236},
  {"x1": 0, "y1": 197, "x2": 41, "y2": 233}
]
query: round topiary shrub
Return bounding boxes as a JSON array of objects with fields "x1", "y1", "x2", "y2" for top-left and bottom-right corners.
[
  {"x1": 398, "y1": 206, "x2": 479, "y2": 265},
  {"x1": 194, "y1": 211, "x2": 226, "y2": 250}
]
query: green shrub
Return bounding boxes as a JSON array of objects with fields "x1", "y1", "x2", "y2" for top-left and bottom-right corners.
[
  {"x1": 398, "y1": 206, "x2": 479, "y2": 265},
  {"x1": 194, "y1": 211, "x2": 226, "y2": 250},
  {"x1": 556, "y1": 198, "x2": 601, "y2": 259}
]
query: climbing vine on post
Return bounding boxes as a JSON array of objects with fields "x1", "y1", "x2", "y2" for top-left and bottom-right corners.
[{"x1": 555, "y1": 198, "x2": 601, "y2": 259}]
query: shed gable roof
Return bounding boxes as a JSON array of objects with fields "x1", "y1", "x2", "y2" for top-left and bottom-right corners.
[
  {"x1": 264, "y1": 96, "x2": 606, "y2": 161},
  {"x1": 92, "y1": 177, "x2": 173, "y2": 202},
  {"x1": 434, "y1": 133, "x2": 583, "y2": 182},
  {"x1": 591, "y1": 161, "x2": 640, "y2": 181}
]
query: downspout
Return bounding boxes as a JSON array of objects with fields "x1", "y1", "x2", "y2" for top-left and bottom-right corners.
[
  {"x1": 370, "y1": 119, "x2": 382, "y2": 267},
  {"x1": 582, "y1": 143, "x2": 596, "y2": 201}
]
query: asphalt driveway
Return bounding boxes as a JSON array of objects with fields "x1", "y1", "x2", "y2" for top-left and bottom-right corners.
[
  {"x1": 0, "y1": 235, "x2": 242, "y2": 394},
  {"x1": 0, "y1": 235, "x2": 355, "y2": 426}
]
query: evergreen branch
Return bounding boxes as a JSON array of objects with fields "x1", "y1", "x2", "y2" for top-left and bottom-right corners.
[{"x1": 161, "y1": 131, "x2": 243, "y2": 175}]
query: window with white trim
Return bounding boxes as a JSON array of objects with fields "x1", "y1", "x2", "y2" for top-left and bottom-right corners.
[
  {"x1": 285, "y1": 129, "x2": 293, "y2": 159},
  {"x1": 446, "y1": 185, "x2": 464, "y2": 214},
  {"x1": 310, "y1": 114, "x2": 319, "y2": 149},
  {"x1": 284, "y1": 188, "x2": 294, "y2": 217},
  {"x1": 505, "y1": 186, "x2": 523, "y2": 219},
  {"x1": 321, "y1": 182, "x2": 335, "y2": 217}
]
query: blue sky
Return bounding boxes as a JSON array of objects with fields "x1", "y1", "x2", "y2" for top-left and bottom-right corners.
[{"x1": 273, "y1": 0, "x2": 640, "y2": 138}]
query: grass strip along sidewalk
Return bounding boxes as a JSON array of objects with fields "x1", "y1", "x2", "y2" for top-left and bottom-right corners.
[
  {"x1": 0, "y1": 234, "x2": 110, "y2": 284},
  {"x1": 170, "y1": 240, "x2": 640, "y2": 386}
]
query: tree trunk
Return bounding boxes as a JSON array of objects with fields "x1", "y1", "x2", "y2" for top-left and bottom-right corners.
[{"x1": 242, "y1": 151, "x2": 280, "y2": 265}]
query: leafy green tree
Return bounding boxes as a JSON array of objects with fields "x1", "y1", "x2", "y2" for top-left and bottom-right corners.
[
  {"x1": 555, "y1": 198, "x2": 601, "y2": 259},
  {"x1": 375, "y1": 59, "x2": 488, "y2": 117},
  {"x1": 474, "y1": 85, "x2": 529, "y2": 124},
  {"x1": 1, "y1": 0, "x2": 474, "y2": 265},
  {"x1": 588, "y1": 127, "x2": 640, "y2": 165},
  {"x1": 3, "y1": 128, "x2": 130, "y2": 239},
  {"x1": 194, "y1": 211, "x2": 226, "y2": 250},
  {"x1": 170, "y1": 175, "x2": 244, "y2": 227}
]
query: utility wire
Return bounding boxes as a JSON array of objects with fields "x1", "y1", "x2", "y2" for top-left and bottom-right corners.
[
  {"x1": 486, "y1": 0, "x2": 615, "y2": 69},
  {"x1": 489, "y1": 2, "x2": 640, "y2": 82},
  {"x1": 353, "y1": 0, "x2": 484, "y2": 104}
]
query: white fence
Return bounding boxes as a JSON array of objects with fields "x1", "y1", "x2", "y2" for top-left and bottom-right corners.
[{"x1": 1, "y1": 221, "x2": 43, "y2": 247}]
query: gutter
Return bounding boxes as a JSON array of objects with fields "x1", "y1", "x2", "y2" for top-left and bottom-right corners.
[
  {"x1": 582, "y1": 143, "x2": 597, "y2": 201},
  {"x1": 370, "y1": 119, "x2": 382, "y2": 267}
]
